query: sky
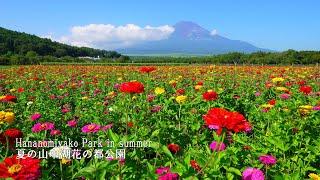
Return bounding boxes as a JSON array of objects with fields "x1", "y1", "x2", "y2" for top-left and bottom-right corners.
[{"x1": 1, "y1": 0, "x2": 320, "y2": 51}]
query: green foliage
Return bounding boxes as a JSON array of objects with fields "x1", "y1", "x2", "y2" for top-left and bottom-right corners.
[
  {"x1": 0, "y1": 27, "x2": 122, "y2": 64},
  {"x1": 130, "y1": 50, "x2": 320, "y2": 64}
]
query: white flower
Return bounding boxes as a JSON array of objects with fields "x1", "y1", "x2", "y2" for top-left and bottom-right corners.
[
  {"x1": 27, "y1": 101, "x2": 33, "y2": 106},
  {"x1": 108, "y1": 107, "x2": 114, "y2": 112}
]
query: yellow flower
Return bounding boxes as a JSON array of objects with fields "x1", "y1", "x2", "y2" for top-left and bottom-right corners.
[
  {"x1": 272, "y1": 77, "x2": 284, "y2": 83},
  {"x1": 194, "y1": 85, "x2": 203, "y2": 90},
  {"x1": 309, "y1": 173, "x2": 320, "y2": 180},
  {"x1": 108, "y1": 91, "x2": 116, "y2": 96},
  {"x1": 299, "y1": 105, "x2": 313, "y2": 115},
  {"x1": 261, "y1": 104, "x2": 274, "y2": 108},
  {"x1": 4, "y1": 112, "x2": 15, "y2": 123},
  {"x1": 9, "y1": 88, "x2": 16, "y2": 93},
  {"x1": 176, "y1": 95, "x2": 187, "y2": 104},
  {"x1": 0, "y1": 111, "x2": 6, "y2": 122},
  {"x1": 81, "y1": 96, "x2": 89, "y2": 100},
  {"x1": 154, "y1": 87, "x2": 165, "y2": 95},
  {"x1": 169, "y1": 80, "x2": 177, "y2": 85},
  {"x1": 282, "y1": 107, "x2": 290, "y2": 112},
  {"x1": 61, "y1": 158, "x2": 71, "y2": 165},
  {"x1": 132, "y1": 96, "x2": 137, "y2": 100},
  {"x1": 275, "y1": 87, "x2": 288, "y2": 92},
  {"x1": 0, "y1": 96, "x2": 6, "y2": 100},
  {"x1": 299, "y1": 105, "x2": 313, "y2": 110}
]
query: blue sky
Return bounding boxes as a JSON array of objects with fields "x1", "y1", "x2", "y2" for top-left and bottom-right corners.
[{"x1": 1, "y1": 0, "x2": 319, "y2": 51}]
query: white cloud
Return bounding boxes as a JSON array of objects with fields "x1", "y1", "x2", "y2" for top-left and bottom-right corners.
[
  {"x1": 210, "y1": 29, "x2": 218, "y2": 36},
  {"x1": 53, "y1": 24, "x2": 175, "y2": 50}
]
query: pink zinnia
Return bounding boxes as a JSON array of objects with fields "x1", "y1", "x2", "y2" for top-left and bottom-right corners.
[
  {"x1": 61, "y1": 108, "x2": 70, "y2": 113},
  {"x1": 50, "y1": 129, "x2": 61, "y2": 136},
  {"x1": 81, "y1": 123, "x2": 100, "y2": 133},
  {"x1": 255, "y1": 92, "x2": 261, "y2": 97},
  {"x1": 67, "y1": 119, "x2": 78, "y2": 127},
  {"x1": 32, "y1": 122, "x2": 55, "y2": 133},
  {"x1": 101, "y1": 123, "x2": 113, "y2": 131},
  {"x1": 279, "y1": 93, "x2": 290, "y2": 100},
  {"x1": 151, "y1": 105, "x2": 162, "y2": 113},
  {"x1": 242, "y1": 167, "x2": 265, "y2": 180},
  {"x1": 313, "y1": 106, "x2": 320, "y2": 111},
  {"x1": 209, "y1": 141, "x2": 226, "y2": 151},
  {"x1": 31, "y1": 113, "x2": 41, "y2": 121},
  {"x1": 156, "y1": 167, "x2": 170, "y2": 175},
  {"x1": 259, "y1": 155, "x2": 277, "y2": 165},
  {"x1": 158, "y1": 172, "x2": 179, "y2": 180}
]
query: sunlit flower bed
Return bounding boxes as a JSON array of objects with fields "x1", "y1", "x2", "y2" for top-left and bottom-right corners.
[{"x1": 0, "y1": 65, "x2": 319, "y2": 179}]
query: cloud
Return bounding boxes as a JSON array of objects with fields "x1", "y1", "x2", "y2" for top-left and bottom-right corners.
[
  {"x1": 54, "y1": 24, "x2": 175, "y2": 50},
  {"x1": 210, "y1": 29, "x2": 218, "y2": 36}
]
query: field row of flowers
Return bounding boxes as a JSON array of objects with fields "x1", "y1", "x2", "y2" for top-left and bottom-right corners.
[{"x1": 0, "y1": 65, "x2": 319, "y2": 179}]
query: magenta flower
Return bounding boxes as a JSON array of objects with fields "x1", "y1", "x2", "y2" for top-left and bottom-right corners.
[
  {"x1": 255, "y1": 92, "x2": 261, "y2": 97},
  {"x1": 67, "y1": 119, "x2": 78, "y2": 127},
  {"x1": 208, "y1": 125, "x2": 219, "y2": 130},
  {"x1": 50, "y1": 129, "x2": 61, "y2": 136},
  {"x1": 32, "y1": 122, "x2": 55, "y2": 133},
  {"x1": 31, "y1": 113, "x2": 41, "y2": 121},
  {"x1": 209, "y1": 141, "x2": 226, "y2": 151},
  {"x1": 242, "y1": 167, "x2": 265, "y2": 180},
  {"x1": 158, "y1": 172, "x2": 179, "y2": 180},
  {"x1": 259, "y1": 155, "x2": 277, "y2": 165},
  {"x1": 61, "y1": 108, "x2": 70, "y2": 113},
  {"x1": 151, "y1": 105, "x2": 162, "y2": 113},
  {"x1": 313, "y1": 106, "x2": 320, "y2": 111},
  {"x1": 156, "y1": 167, "x2": 170, "y2": 175},
  {"x1": 101, "y1": 123, "x2": 113, "y2": 131},
  {"x1": 114, "y1": 83, "x2": 120, "y2": 89},
  {"x1": 147, "y1": 94, "x2": 155, "y2": 102},
  {"x1": 279, "y1": 93, "x2": 290, "y2": 100},
  {"x1": 81, "y1": 123, "x2": 101, "y2": 133}
]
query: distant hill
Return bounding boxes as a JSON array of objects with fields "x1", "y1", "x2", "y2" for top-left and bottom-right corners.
[
  {"x1": 118, "y1": 21, "x2": 271, "y2": 55},
  {"x1": 0, "y1": 27, "x2": 121, "y2": 58}
]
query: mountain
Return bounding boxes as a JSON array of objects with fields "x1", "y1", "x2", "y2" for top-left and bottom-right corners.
[
  {"x1": 118, "y1": 21, "x2": 270, "y2": 55},
  {"x1": 0, "y1": 27, "x2": 121, "y2": 58}
]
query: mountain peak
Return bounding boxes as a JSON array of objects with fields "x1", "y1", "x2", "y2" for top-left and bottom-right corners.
[
  {"x1": 171, "y1": 21, "x2": 212, "y2": 40},
  {"x1": 118, "y1": 21, "x2": 269, "y2": 55}
]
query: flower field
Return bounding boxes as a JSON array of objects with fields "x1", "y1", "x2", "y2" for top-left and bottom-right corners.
[{"x1": 0, "y1": 65, "x2": 319, "y2": 180}]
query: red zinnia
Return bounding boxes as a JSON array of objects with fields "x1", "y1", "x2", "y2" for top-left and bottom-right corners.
[
  {"x1": 17, "y1": 88, "x2": 24, "y2": 93},
  {"x1": 176, "y1": 89, "x2": 185, "y2": 95},
  {"x1": 119, "y1": 81, "x2": 144, "y2": 94},
  {"x1": 0, "y1": 155, "x2": 41, "y2": 180},
  {"x1": 0, "y1": 95, "x2": 17, "y2": 103},
  {"x1": 139, "y1": 66, "x2": 156, "y2": 73},
  {"x1": 190, "y1": 160, "x2": 201, "y2": 172},
  {"x1": 299, "y1": 85, "x2": 312, "y2": 95},
  {"x1": 203, "y1": 108, "x2": 251, "y2": 135},
  {"x1": 127, "y1": 121, "x2": 134, "y2": 128},
  {"x1": 297, "y1": 80, "x2": 306, "y2": 86},
  {"x1": 0, "y1": 128, "x2": 23, "y2": 147},
  {"x1": 268, "y1": 99, "x2": 276, "y2": 105},
  {"x1": 197, "y1": 81, "x2": 203, "y2": 86},
  {"x1": 167, "y1": 143, "x2": 180, "y2": 154},
  {"x1": 202, "y1": 90, "x2": 218, "y2": 101}
]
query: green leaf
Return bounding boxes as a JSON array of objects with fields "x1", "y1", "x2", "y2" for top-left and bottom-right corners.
[
  {"x1": 227, "y1": 167, "x2": 242, "y2": 176},
  {"x1": 162, "y1": 145, "x2": 174, "y2": 159}
]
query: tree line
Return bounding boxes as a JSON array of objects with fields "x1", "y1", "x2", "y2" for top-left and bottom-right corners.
[
  {"x1": 0, "y1": 26, "x2": 126, "y2": 64},
  {"x1": 130, "y1": 50, "x2": 320, "y2": 64}
]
